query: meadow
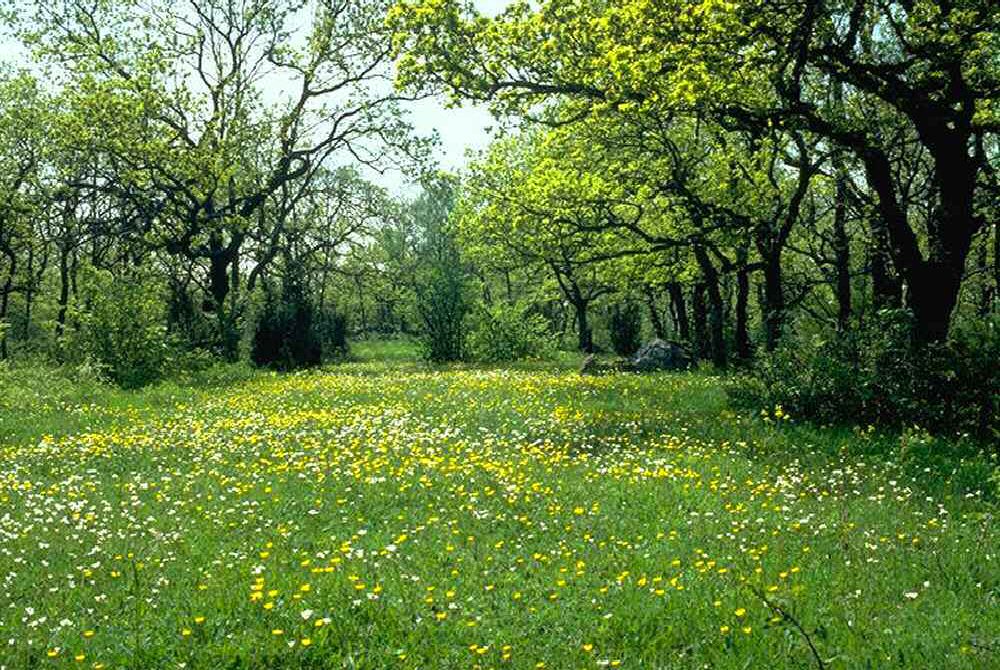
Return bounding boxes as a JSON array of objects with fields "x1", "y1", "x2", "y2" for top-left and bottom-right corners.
[{"x1": 1, "y1": 343, "x2": 997, "y2": 669}]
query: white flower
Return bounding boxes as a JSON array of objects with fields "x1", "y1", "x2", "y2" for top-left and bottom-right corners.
[
  {"x1": 300, "y1": 609, "x2": 313, "y2": 620},
  {"x1": 904, "y1": 591, "x2": 918, "y2": 599}
]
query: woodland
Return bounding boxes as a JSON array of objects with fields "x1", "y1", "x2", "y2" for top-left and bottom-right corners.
[{"x1": 0, "y1": 1, "x2": 998, "y2": 668}]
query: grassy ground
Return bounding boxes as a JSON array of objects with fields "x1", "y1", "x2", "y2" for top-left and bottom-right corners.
[{"x1": 0, "y1": 342, "x2": 997, "y2": 669}]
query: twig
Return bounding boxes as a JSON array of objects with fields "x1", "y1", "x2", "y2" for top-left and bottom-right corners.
[{"x1": 747, "y1": 584, "x2": 826, "y2": 670}]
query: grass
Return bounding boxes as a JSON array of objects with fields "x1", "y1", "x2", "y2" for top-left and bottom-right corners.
[{"x1": 0, "y1": 342, "x2": 998, "y2": 669}]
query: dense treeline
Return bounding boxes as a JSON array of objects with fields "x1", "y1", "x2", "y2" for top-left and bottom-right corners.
[
  {"x1": 0, "y1": 0, "x2": 433, "y2": 378},
  {"x1": 386, "y1": 0, "x2": 1000, "y2": 440},
  {"x1": 0, "y1": 0, "x2": 997, "y2": 439}
]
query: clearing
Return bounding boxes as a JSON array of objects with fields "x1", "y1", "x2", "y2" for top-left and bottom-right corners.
[{"x1": 1, "y1": 348, "x2": 997, "y2": 669}]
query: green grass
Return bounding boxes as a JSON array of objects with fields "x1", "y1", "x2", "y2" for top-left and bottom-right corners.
[{"x1": 1, "y1": 343, "x2": 998, "y2": 669}]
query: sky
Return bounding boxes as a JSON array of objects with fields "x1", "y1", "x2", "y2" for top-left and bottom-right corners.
[
  {"x1": 0, "y1": 0, "x2": 514, "y2": 194},
  {"x1": 395, "y1": 0, "x2": 512, "y2": 188}
]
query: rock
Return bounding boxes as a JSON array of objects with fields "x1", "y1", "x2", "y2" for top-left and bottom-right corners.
[
  {"x1": 579, "y1": 353, "x2": 632, "y2": 375},
  {"x1": 631, "y1": 339, "x2": 691, "y2": 371}
]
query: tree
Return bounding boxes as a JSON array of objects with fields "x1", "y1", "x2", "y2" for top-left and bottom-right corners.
[
  {"x1": 390, "y1": 0, "x2": 1000, "y2": 342},
  {"x1": 25, "y1": 0, "x2": 424, "y2": 356},
  {"x1": 410, "y1": 176, "x2": 469, "y2": 362},
  {"x1": 0, "y1": 73, "x2": 46, "y2": 358}
]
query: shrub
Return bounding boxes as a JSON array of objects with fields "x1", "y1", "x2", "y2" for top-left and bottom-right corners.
[
  {"x1": 468, "y1": 301, "x2": 553, "y2": 363},
  {"x1": 72, "y1": 271, "x2": 175, "y2": 388},
  {"x1": 252, "y1": 278, "x2": 322, "y2": 371},
  {"x1": 608, "y1": 301, "x2": 642, "y2": 357},
  {"x1": 316, "y1": 306, "x2": 349, "y2": 361},
  {"x1": 412, "y1": 232, "x2": 468, "y2": 363},
  {"x1": 728, "y1": 310, "x2": 999, "y2": 443},
  {"x1": 410, "y1": 176, "x2": 468, "y2": 363},
  {"x1": 166, "y1": 282, "x2": 216, "y2": 350}
]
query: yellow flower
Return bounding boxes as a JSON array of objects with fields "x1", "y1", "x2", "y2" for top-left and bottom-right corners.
[
  {"x1": 301, "y1": 638, "x2": 312, "y2": 647},
  {"x1": 735, "y1": 608, "x2": 747, "y2": 617}
]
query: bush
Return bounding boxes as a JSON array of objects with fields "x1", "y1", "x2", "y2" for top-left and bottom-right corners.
[
  {"x1": 316, "y1": 306, "x2": 349, "y2": 361},
  {"x1": 728, "y1": 310, "x2": 1000, "y2": 442},
  {"x1": 252, "y1": 278, "x2": 322, "y2": 371},
  {"x1": 608, "y1": 301, "x2": 642, "y2": 357},
  {"x1": 167, "y1": 281, "x2": 216, "y2": 350},
  {"x1": 468, "y1": 301, "x2": 553, "y2": 363},
  {"x1": 413, "y1": 242, "x2": 468, "y2": 363},
  {"x1": 71, "y1": 271, "x2": 175, "y2": 388}
]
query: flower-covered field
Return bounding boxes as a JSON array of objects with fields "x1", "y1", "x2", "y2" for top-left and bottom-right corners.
[{"x1": 1, "y1": 355, "x2": 998, "y2": 669}]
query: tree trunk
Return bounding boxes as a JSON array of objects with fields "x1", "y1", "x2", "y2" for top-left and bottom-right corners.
[
  {"x1": 692, "y1": 283, "x2": 708, "y2": 361},
  {"x1": 831, "y1": 78, "x2": 852, "y2": 331},
  {"x1": 735, "y1": 247, "x2": 751, "y2": 362},
  {"x1": 354, "y1": 275, "x2": 368, "y2": 335},
  {"x1": 705, "y1": 273, "x2": 728, "y2": 369},
  {"x1": 870, "y1": 215, "x2": 901, "y2": 310},
  {"x1": 644, "y1": 286, "x2": 666, "y2": 339},
  {"x1": 206, "y1": 232, "x2": 244, "y2": 360},
  {"x1": 208, "y1": 249, "x2": 230, "y2": 312},
  {"x1": 573, "y1": 298, "x2": 593, "y2": 353},
  {"x1": 994, "y1": 221, "x2": 999, "y2": 314},
  {"x1": 759, "y1": 250, "x2": 784, "y2": 352},
  {"x1": 23, "y1": 243, "x2": 34, "y2": 340},
  {"x1": 693, "y1": 246, "x2": 727, "y2": 368},
  {"x1": 0, "y1": 255, "x2": 13, "y2": 360},
  {"x1": 907, "y1": 261, "x2": 966, "y2": 343},
  {"x1": 978, "y1": 234, "x2": 992, "y2": 317},
  {"x1": 668, "y1": 282, "x2": 690, "y2": 342},
  {"x1": 56, "y1": 243, "x2": 71, "y2": 341},
  {"x1": 833, "y1": 161, "x2": 852, "y2": 331},
  {"x1": 862, "y1": 135, "x2": 979, "y2": 342}
]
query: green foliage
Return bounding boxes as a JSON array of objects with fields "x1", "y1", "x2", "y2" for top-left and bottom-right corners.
[
  {"x1": 607, "y1": 301, "x2": 642, "y2": 357},
  {"x1": 415, "y1": 253, "x2": 467, "y2": 362},
  {"x1": 167, "y1": 282, "x2": 217, "y2": 350},
  {"x1": 252, "y1": 277, "x2": 323, "y2": 371},
  {"x1": 729, "y1": 311, "x2": 1000, "y2": 442},
  {"x1": 69, "y1": 270, "x2": 175, "y2": 389},
  {"x1": 467, "y1": 300, "x2": 554, "y2": 363},
  {"x1": 315, "y1": 305, "x2": 350, "y2": 361},
  {"x1": 1, "y1": 351, "x2": 997, "y2": 668},
  {"x1": 412, "y1": 177, "x2": 469, "y2": 362}
]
